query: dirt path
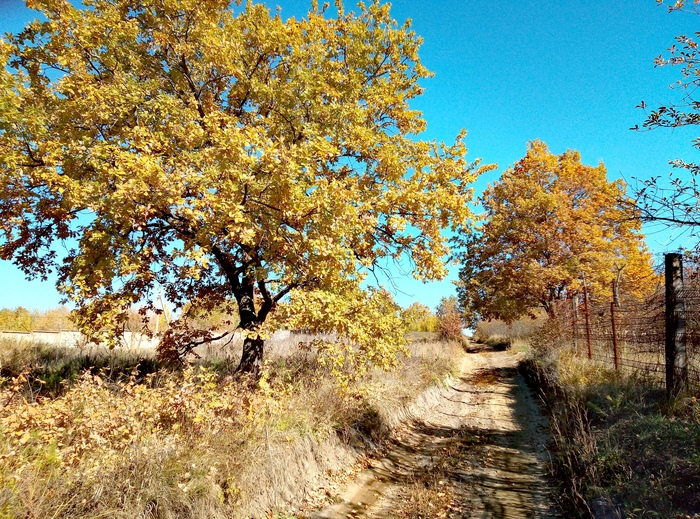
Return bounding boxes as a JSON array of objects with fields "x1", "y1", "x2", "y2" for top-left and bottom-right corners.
[{"x1": 309, "y1": 345, "x2": 560, "y2": 518}]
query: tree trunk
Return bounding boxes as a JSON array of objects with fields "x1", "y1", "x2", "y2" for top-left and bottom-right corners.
[
  {"x1": 238, "y1": 335, "x2": 264, "y2": 376},
  {"x1": 233, "y1": 273, "x2": 265, "y2": 376},
  {"x1": 542, "y1": 299, "x2": 556, "y2": 318}
]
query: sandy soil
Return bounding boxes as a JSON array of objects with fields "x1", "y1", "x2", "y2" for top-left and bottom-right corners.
[{"x1": 308, "y1": 344, "x2": 560, "y2": 518}]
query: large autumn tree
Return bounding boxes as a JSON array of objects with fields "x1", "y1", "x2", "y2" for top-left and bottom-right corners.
[
  {"x1": 0, "y1": 0, "x2": 490, "y2": 374},
  {"x1": 455, "y1": 140, "x2": 656, "y2": 325}
]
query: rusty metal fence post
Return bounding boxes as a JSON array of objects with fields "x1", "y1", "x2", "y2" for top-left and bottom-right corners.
[
  {"x1": 610, "y1": 302, "x2": 619, "y2": 370},
  {"x1": 572, "y1": 295, "x2": 579, "y2": 354},
  {"x1": 583, "y1": 275, "x2": 592, "y2": 360}
]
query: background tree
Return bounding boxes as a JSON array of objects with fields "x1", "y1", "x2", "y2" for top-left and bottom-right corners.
[
  {"x1": 454, "y1": 140, "x2": 657, "y2": 325},
  {"x1": 0, "y1": 307, "x2": 34, "y2": 332},
  {"x1": 632, "y1": 0, "x2": 700, "y2": 244},
  {"x1": 436, "y1": 295, "x2": 463, "y2": 341},
  {"x1": 401, "y1": 302, "x2": 438, "y2": 332},
  {"x1": 0, "y1": 0, "x2": 491, "y2": 375},
  {"x1": 33, "y1": 306, "x2": 74, "y2": 331}
]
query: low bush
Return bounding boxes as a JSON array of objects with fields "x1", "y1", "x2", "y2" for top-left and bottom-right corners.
[{"x1": 0, "y1": 336, "x2": 463, "y2": 518}]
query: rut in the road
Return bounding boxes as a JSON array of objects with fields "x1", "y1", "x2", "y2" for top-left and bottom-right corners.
[{"x1": 310, "y1": 346, "x2": 560, "y2": 519}]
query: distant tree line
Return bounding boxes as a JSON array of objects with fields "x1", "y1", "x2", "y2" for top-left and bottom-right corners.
[
  {"x1": 0, "y1": 306, "x2": 75, "y2": 332},
  {"x1": 0, "y1": 306, "x2": 172, "y2": 333}
]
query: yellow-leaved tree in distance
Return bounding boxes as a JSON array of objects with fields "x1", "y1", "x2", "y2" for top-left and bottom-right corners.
[{"x1": 455, "y1": 140, "x2": 658, "y2": 326}]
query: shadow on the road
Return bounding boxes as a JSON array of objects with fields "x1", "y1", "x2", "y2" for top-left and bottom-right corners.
[
  {"x1": 464, "y1": 342, "x2": 511, "y2": 354},
  {"x1": 313, "y1": 346, "x2": 561, "y2": 519},
  {"x1": 368, "y1": 423, "x2": 557, "y2": 516}
]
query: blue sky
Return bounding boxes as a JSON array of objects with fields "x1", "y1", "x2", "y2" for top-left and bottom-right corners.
[{"x1": 0, "y1": 0, "x2": 698, "y2": 311}]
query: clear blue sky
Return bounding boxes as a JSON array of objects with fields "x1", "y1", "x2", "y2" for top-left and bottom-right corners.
[{"x1": 0, "y1": 0, "x2": 698, "y2": 311}]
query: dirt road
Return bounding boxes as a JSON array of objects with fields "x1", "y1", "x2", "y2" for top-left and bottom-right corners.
[{"x1": 310, "y1": 345, "x2": 560, "y2": 518}]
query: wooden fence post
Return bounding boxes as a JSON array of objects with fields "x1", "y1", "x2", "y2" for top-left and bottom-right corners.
[
  {"x1": 665, "y1": 253, "x2": 687, "y2": 397},
  {"x1": 610, "y1": 302, "x2": 619, "y2": 370}
]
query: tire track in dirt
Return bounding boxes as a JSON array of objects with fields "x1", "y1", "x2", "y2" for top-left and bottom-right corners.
[{"x1": 309, "y1": 345, "x2": 560, "y2": 518}]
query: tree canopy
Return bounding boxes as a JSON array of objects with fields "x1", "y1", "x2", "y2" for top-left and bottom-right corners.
[
  {"x1": 0, "y1": 0, "x2": 490, "y2": 374},
  {"x1": 401, "y1": 302, "x2": 437, "y2": 333},
  {"x1": 454, "y1": 140, "x2": 657, "y2": 325}
]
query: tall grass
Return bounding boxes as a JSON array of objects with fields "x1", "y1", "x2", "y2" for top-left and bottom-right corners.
[
  {"x1": 0, "y1": 335, "x2": 463, "y2": 518},
  {"x1": 0, "y1": 338, "x2": 161, "y2": 397},
  {"x1": 527, "y1": 333, "x2": 700, "y2": 518}
]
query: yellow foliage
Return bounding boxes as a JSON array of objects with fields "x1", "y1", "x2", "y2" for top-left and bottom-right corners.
[
  {"x1": 0, "y1": 0, "x2": 493, "y2": 370},
  {"x1": 456, "y1": 140, "x2": 658, "y2": 323},
  {"x1": 401, "y1": 302, "x2": 438, "y2": 332},
  {"x1": 0, "y1": 367, "x2": 245, "y2": 472},
  {"x1": 271, "y1": 284, "x2": 408, "y2": 385}
]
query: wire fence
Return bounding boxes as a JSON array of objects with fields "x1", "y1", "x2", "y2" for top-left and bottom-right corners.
[{"x1": 556, "y1": 256, "x2": 700, "y2": 394}]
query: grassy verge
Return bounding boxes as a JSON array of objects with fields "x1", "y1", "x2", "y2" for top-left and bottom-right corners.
[
  {"x1": 526, "y1": 342, "x2": 700, "y2": 518},
  {"x1": 0, "y1": 337, "x2": 463, "y2": 518}
]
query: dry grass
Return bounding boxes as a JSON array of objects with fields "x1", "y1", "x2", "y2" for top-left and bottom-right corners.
[
  {"x1": 528, "y1": 337, "x2": 700, "y2": 518},
  {"x1": 473, "y1": 315, "x2": 545, "y2": 352},
  {"x1": 0, "y1": 334, "x2": 462, "y2": 518},
  {"x1": 0, "y1": 338, "x2": 161, "y2": 400}
]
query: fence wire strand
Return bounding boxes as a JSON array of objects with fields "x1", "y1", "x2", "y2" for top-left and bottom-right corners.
[{"x1": 554, "y1": 269, "x2": 700, "y2": 393}]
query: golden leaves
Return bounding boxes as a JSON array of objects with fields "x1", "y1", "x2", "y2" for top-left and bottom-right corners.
[
  {"x1": 0, "y1": 368, "x2": 243, "y2": 469},
  {"x1": 456, "y1": 140, "x2": 657, "y2": 323},
  {"x1": 271, "y1": 282, "x2": 408, "y2": 385},
  {"x1": 1, "y1": 0, "x2": 488, "y2": 365}
]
